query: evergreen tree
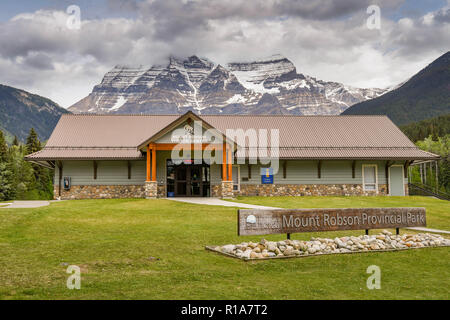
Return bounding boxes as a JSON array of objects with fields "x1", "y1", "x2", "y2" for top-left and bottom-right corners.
[
  {"x1": 25, "y1": 128, "x2": 41, "y2": 155},
  {"x1": 12, "y1": 136, "x2": 19, "y2": 146},
  {"x1": 0, "y1": 130, "x2": 8, "y2": 162},
  {"x1": 24, "y1": 128, "x2": 53, "y2": 200},
  {"x1": 0, "y1": 130, "x2": 13, "y2": 200}
]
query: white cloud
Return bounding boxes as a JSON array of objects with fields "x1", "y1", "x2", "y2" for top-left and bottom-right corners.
[{"x1": 0, "y1": 1, "x2": 448, "y2": 107}]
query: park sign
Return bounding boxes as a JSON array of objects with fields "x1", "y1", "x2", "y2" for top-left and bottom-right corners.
[{"x1": 238, "y1": 208, "x2": 426, "y2": 236}]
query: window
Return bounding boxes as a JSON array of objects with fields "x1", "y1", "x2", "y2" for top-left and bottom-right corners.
[
  {"x1": 232, "y1": 165, "x2": 240, "y2": 191},
  {"x1": 363, "y1": 165, "x2": 378, "y2": 192}
]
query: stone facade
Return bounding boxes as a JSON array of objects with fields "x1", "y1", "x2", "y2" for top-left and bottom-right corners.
[
  {"x1": 54, "y1": 184, "x2": 146, "y2": 200},
  {"x1": 145, "y1": 181, "x2": 158, "y2": 198},
  {"x1": 54, "y1": 182, "x2": 407, "y2": 199},
  {"x1": 211, "y1": 184, "x2": 221, "y2": 198},
  {"x1": 221, "y1": 181, "x2": 234, "y2": 199},
  {"x1": 157, "y1": 184, "x2": 166, "y2": 197},
  {"x1": 237, "y1": 184, "x2": 389, "y2": 197}
]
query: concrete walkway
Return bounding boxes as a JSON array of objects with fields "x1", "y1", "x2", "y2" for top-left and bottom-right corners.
[
  {"x1": 167, "y1": 197, "x2": 450, "y2": 235},
  {"x1": 0, "y1": 201, "x2": 52, "y2": 209},
  {"x1": 406, "y1": 227, "x2": 450, "y2": 235},
  {"x1": 167, "y1": 197, "x2": 279, "y2": 210}
]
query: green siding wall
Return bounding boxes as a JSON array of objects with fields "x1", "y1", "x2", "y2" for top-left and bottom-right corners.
[
  {"x1": 55, "y1": 160, "x2": 146, "y2": 186},
  {"x1": 55, "y1": 158, "x2": 407, "y2": 188}
]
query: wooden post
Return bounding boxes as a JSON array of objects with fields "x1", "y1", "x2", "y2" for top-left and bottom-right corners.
[
  {"x1": 127, "y1": 161, "x2": 131, "y2": 180},
  {"x1": 385, "y1": 161, "x2": 392, "y2": 194},
  {"x1": 424, "y1": 163, "x2": 427, "y2": 185},
  {"x1": 420, "y1": 163, "x2": 423, "y2": 184},
  {"x1": 93, "y1": 161, "x2": 98, "y2": 180},
  {"x1": 151, "y1": 144, "x2": 156, "y2": 182},
  {"x1": 222, "y1": 142, "x2": 227, "y2": 181},
  {"x1": 352, "y1": 160, "x2": 356, "y2": 179},
  {"x1": 317, "y1": 160, "x2": 322, "y2": 179},
  {"x1": 248, "y1": 164, "x2": 252, "y2": 180},
  {"x1": 435, "y1": 160, "x2": 439, "y2": 193},
  {"x1": 58, "y1": 161, "x2": 63, "y2": 197},
  {"x1": 146, "y1": 144, "x2": 151, "y2": 182},
  {"x1": 403, "y1": 161, "x2": 410, "y2": 178},
  {"x1": 283, "y1": 161, "x2": 287, "y2": 179}
]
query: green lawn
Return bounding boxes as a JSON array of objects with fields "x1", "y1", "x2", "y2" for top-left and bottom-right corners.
[
  {"x1": 0, "y1": 197, "x2": 449, "y2": 300},
  {"x1": 229, "y1": 196, "x2": 450, "y2": 231}
]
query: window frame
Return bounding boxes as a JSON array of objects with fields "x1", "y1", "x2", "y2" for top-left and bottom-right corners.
[{"x1": 362, "y1": 164, "x2": 378, "y2": 193}]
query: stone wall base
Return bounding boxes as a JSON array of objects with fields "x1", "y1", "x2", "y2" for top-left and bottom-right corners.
[
  {"x1": 237, "y1": 184, "x2": 389, "y2": 197},
  {"x1": 54, "y1": 185, "x2": 146, "y2": 200},
  {"x1": 54, "y1": 183, "x2": 407, "y2": 199},
  {"x1": 221, "y1": 181, "x2": 234, "y2": 199},
  {"x1": 145, "y1": 181, "x2": 158, "y2": 199}
]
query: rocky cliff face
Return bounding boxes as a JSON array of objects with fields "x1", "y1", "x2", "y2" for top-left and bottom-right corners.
[{"x1": 69, "y1": 54, "x2": 387, "y2": 115}]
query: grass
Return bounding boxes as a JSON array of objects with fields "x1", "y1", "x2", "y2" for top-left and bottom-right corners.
[
  {"x1": 229, "y1": 196, "x2": 450, "y2": 231},
  {"x1": 0, "y1": 197, "x2": 449, "y2": 300}
]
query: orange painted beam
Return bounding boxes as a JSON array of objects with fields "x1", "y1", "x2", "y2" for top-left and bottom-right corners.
[
  {"x1": 151, "y1": 144, "x2": 157, "y2": 182},
  {"x1": 227, "y1": 145, "x2": 232, "y2": 182},
  {"x1": 146, "y1": 144, "x2": 151, "y2": 181},
  {"x1": 222, "y1": 142, "x2": 227, "y2": 181}
]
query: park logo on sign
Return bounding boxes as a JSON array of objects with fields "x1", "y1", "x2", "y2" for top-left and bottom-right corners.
[{"x1": 246, "y1": 215, "x2": 257, "y2": 224}]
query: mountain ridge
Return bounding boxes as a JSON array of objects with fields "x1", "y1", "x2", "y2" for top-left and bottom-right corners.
[
  {"x1": 0, "y1": 84, "x2": 70, "y2": 142},
  {"x1": 342, "y1": 51, "x2": 450, "y2": 125},
  {"x1": 69, "y1": 54, "x2": 387, "y2": 115}
]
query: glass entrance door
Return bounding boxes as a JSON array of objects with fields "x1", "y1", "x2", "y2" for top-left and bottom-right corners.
[
  {"x1": 168, "y1": 160, "x2": 210, "y2": 197},
  {"x1": 190, "y1": 165, "x2": 202, "y2": 196},
  {"x1": 175, "y1": 165, "x2": 188, "y2": 196}
]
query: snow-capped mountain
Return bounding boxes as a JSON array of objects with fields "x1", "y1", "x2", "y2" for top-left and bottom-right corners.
[{"x1": 69, "y1": 55, "x2": 387, "y2": 115}]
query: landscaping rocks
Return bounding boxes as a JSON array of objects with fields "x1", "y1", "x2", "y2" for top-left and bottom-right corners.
[{"x1": 211, "y1": 231, "x2": 450, "y2": 260}]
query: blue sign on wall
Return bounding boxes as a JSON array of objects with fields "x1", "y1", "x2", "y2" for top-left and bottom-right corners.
[{"x1": 261, "y1": 168, "x2": 274, "y2": 184}]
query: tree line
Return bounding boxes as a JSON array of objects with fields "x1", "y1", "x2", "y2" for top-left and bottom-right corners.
[
  {"x1": 408, "y1": 134, "x2": 450, "y2": 194},
  {"x1": 0, "y1": 128, "x2": 53, "y2": 201},
  {"x1": 400, "y1": 114, "x2": 450, "y2": 142}
]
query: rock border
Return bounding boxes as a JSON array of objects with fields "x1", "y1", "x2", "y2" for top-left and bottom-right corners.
[
  {"x1": 205, "y1": 244, "x2": 450, "y2": 261},
  {"x1": 205, "y1": 231, "x2": 450, "y2": 261}
]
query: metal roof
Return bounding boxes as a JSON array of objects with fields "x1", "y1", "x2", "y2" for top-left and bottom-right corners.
[{"x1": 26, "y1": 113, "x2": 439, "y2": 161}]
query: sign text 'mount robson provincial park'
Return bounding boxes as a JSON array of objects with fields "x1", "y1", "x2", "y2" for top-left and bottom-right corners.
[{"x1": 238, "y1": 208, "x2": 426, "y2": 236}]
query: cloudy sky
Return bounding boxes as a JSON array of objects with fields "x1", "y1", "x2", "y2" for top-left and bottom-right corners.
[{"x1": 0, "y1": 0, "x2": 449, "y2": 108}]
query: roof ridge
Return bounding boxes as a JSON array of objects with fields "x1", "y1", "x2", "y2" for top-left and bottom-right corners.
[{"x1": 63, "y1": 113, "x2": 390, "y2": 118}]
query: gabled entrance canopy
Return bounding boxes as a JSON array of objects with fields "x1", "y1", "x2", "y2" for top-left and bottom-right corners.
[
  {"x1": 137, "y1": 111, "x2": 237, "y2": 151},
  {"x1": 136, "y1": 111, "x2": 237, "y2": 183}
]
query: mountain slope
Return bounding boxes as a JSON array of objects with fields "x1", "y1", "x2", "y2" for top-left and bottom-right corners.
[
  {"x1": 400, "y1": 114, "x2": 450, "y2": 142},
  {"x1": 69, "y1": 54, "x2": 386, "y2": 115},
  {"x1": 342, "y1": 51, "x2": 450, "y2": 125},
  {"x1": 0, "y1": 84, "x2": 70, "y2": 142}
]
